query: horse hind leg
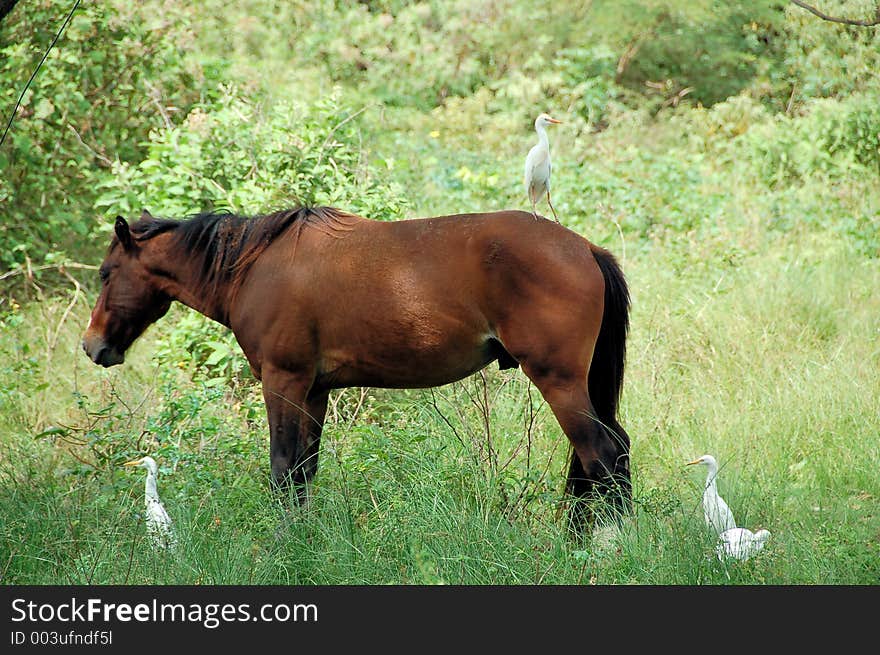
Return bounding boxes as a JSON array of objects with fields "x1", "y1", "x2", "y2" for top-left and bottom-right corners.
[
  {"x1": 290, "y1": 391, "x2": 328, "y2": 503},
  {"x1": 491, "y1": 244, "x2": 632, "y2": 532},
  {"x1": 563, "y1": 409, "x2": 632, "y2": 533},
  {"x1": 526, "y1": 374, "x2": 630, "y2": 533}
]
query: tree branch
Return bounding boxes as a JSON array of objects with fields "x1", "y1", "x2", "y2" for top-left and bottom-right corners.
[{"x1": 790, "y1": 0, "x2": 880, "y2": 27}]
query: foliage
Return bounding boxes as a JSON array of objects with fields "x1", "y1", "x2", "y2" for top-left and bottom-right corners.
[
  {"x1": 742, "y1": 94, "x2": 880, "y2": 184},
  {"x1": 152, "y1": 310, "x2": 250, "y2": 389},
  {"x1": 779, "y1": 0, "x2": 880, "y2": 101},
  {"x1": 0, "y1": 0, "x2": 225, "y2": 269},
  {"x1": 291, "y1": 1, "x2": 593, "y2": 110},
  {"x1": 92, "y1": 88, "x2": 408, "y2": 222},
  {"x1": 613, "y1": 1, "x2": 787, "y2": 108}
]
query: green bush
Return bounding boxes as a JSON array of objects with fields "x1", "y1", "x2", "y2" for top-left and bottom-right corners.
[
  {"x1": 0, "y1": 0, "x2": 223, "y2": 269},
  {"x1": 613, "y1": 1, "x2": 785, "y2": 108},
  {"x1": 152, "y1": 311, "x2": 250, "y2": 390},
  {"x1": 779, "y1": 0, "x2": 880, "y2": 102},
  {"x1": 93, "y1": 88, "x2": 408, "y2": 222},
  {"x1": 742, "y1": 94, "x2": 880, "y2": 185}
]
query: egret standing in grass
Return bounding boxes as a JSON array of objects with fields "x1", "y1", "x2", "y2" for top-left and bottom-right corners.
[
  {"x1": 716, "y1": 527, "x2": 771, "y2": 561},
  {"x1": 524, "y1": 112, "x2": 563, "y2": 222},
  {"x1": 686, "y1": 454, "x2": 736, "y2": 535},
  {"x1": 123, "y1": 456, "x2": 177, "y2": 550}
]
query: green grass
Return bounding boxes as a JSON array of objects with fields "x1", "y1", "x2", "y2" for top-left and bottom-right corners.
[{"x1": 2, "y1": 230, "x2": 877, "y2": 585}]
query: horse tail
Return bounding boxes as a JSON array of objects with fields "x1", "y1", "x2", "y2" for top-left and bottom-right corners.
[
  {"x1": 589, "y1": 246, "x2": 629, "y2": 428},
  {"x1": 563, "y1": 244, "x2": 632, "y2": 527},
  {"x1": 587, "y1": 246, "x2": 632, "y2": 514}
]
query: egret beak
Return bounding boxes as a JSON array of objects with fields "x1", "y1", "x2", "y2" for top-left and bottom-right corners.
[
  {"x1": 123, "y1": 458, "x2": 144, "y2": 467},
  {"x1": 547, "y1": 117, "x2": 563, "y2": 124},
  {"x1": 685, "y1": 458, "x2": 702, "y2": 466}
]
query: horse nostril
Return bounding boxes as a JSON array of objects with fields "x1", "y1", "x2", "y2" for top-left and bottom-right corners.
[{"x1": 96, "y1": 346, "x2": 124, "y2": 367}]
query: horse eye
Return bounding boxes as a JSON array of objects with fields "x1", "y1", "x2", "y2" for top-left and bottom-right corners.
[{"x1": 99, "y1": 268, "x2": 110, "y2": 282}]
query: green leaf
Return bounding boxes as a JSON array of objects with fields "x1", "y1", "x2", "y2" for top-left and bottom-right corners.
[
  {"x1": 33, "y1": 98, "x2": 55, "y2": 120},
  {"x1": 204, "y1": 349, "x2": 228, "y2": 367},
  {"x1": 34, "y1": 426, "x2": 68, "y2": 439}
]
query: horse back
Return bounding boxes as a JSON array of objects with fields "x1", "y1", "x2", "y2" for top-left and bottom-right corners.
[{"x1": 231, "y1": 210, "x2": 604, "y2": 386}]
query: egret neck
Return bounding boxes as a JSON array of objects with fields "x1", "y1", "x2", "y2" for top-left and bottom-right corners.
[
  {"x1": 702, "y1": 458, "x2": 720, "y2": 493},
  {"x1": 535, "y1": 121, "x2": 550, "y2": 150},
  {"x1": 144, "y1": 471, "x2": 160, "y2": 503}
]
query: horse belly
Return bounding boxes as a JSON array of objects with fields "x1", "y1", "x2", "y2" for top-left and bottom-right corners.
[{"x1": 318, "y1": 319, "x2": 497, "y2": 390}]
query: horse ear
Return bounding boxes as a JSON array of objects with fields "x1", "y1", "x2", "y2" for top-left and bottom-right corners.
[
  {"x1": 140, "y1": 209, "x2": 153, "y2": 220},
  {"x1": 115, "y1": 216, "x2": 133, "y2": 251}
]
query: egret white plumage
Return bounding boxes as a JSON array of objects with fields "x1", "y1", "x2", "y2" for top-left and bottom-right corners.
[
  {"x1": 686, "y1": 454, "x2": 736, "y2": 535},
  {"x1": 123, "y1": 456, "x2": 177, "y2": 550},
  {"x1": 715, "y1": 527, "x2": 771, "y2": 561},
  {"x1": 524, "y1": 112, "x2": 562, "y2": 222}
]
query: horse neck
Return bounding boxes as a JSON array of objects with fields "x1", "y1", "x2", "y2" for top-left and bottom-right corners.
[{"x1": 143, "y1": 232, "x2": 233, "y2": 326}]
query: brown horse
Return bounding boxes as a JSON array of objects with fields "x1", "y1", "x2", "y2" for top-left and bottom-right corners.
[{"x1": 82, "y1": 206, "x2": 632, "y2": 529}]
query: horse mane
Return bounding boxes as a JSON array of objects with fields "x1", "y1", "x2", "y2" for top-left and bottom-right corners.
[{"x1": 128, "y1": 205, "x2": 357, "y2": 304}]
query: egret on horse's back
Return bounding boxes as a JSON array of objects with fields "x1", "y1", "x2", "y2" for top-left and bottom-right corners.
[{"x1": 524, "y1": 113, "x2": 562, "y2": 222}]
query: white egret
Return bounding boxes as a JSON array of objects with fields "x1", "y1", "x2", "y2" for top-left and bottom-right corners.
[
  {"x1": 686, "y1": 454, "x2": 736, "y2": 535},
  {"x1": 123, "y1": 456, "x2": 177, "y2": 550},
  {"x1": 716, "y1": 527, "x2": 771, "y2": 562},
  {"x1": 524, "y1": 112, "x2": 563, "y2": 222}
]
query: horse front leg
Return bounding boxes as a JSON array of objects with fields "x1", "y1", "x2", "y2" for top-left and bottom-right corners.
[
  {"x1": 262, "y1": 368, "x2": 327, "y2": 503},
  {"x1": 294, "y1": 390, "x2": 328, "y2": 501}
]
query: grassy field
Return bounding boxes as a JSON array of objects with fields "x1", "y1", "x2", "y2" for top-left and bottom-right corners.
[
  {"x1": 2, "y1": 229, "x2": 877, "y2": 584},
  {"x1": 2, "y1": 0, "x2": 879, "y2": 584}
]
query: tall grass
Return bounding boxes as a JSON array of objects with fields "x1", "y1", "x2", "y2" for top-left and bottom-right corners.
[{"x1": 2, "y1": 232, "x2": 877, "y2": 585}]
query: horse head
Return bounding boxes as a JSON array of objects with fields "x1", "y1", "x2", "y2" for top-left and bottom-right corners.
[{"x1": 82, "y1": 214, "x2": 171, "y2": 367}]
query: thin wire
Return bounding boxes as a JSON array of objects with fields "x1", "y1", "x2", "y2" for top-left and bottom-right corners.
[{"x1": 0, "y1": 0, "x2": 82, "y2": 150}]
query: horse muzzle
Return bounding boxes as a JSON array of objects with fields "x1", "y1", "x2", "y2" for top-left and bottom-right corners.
[{"x1": 82, "y1": 334, "x2": 125, "y2": 367}]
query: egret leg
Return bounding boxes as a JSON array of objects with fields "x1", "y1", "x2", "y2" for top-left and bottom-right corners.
[
  {"x1": 528, "y1": 189, "x2": 539, "y2": 220},
  {"x1": 546, "y1": 191, "x2": 560, "y2": 223}
]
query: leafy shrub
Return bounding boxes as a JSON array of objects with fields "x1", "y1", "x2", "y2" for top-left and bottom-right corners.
[
  {"x1": 742, "y1": 93, "x2": 880, "y2": 185},
  {"x1": 152, "y1": 311, "x2": 250, "y2": 389},
  {"x1": 684, "y1": 95, "x2": 771, "y2": 149},
  {"x1": 0, "y1": 0, "x2": 223, "y2": 269},
  {"x1": 553, "y1": 45, "x2": 621, "y2": 126},
  {"x1": 614, "y1": 2, "x2": 785, "y2": 108},
  {"x1": 274, "y1": 1, "x2": 597, "y2": 111},
  {"x1": 780, "y1": 0, "x2": 880, "y2": 102},
  {"x1": 93, "y1": 87, "x2": 408, "y2": 222}
]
